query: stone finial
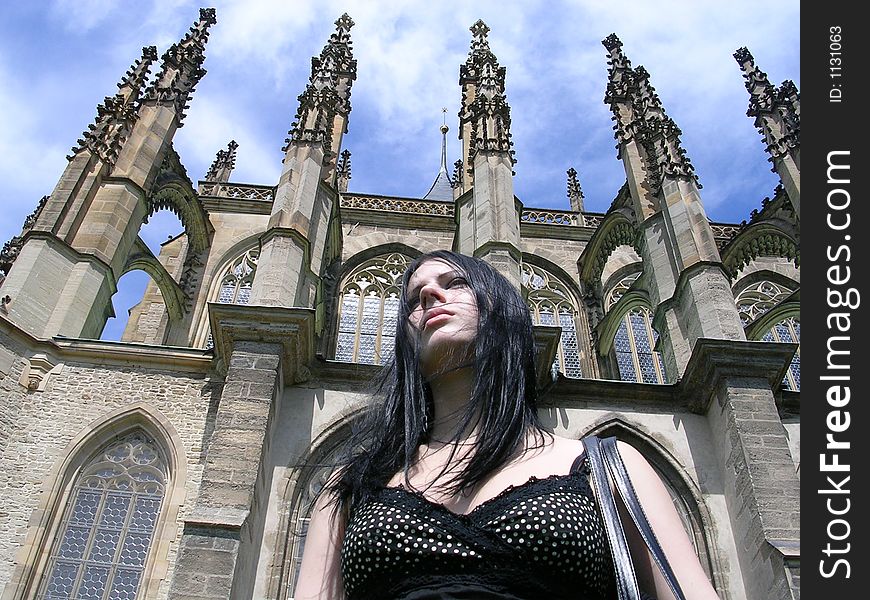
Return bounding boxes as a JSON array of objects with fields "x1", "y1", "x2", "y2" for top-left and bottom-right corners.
[
  {"x1": 1, "y1": 196, "x2": 48, "y2": 276},
  {"x1": 567, "y1": 168, "x2": 584, "y2": 213},
  {"x1": 336, "y1": 149, "x2": 352, "y2": 192},
  {"x1": 734, "y1": 47, "x2": 775, "y2": 112},
  {"x1": 285, "y1": 14, "x2": 357, "y2": 151},
  {"x1": 117, "y1": 46, "x2": 158, "y2": 102},
  {"x1": 459, "y1": 21, "x2": 515, "y2": 165},
  {"x1": 69, "y1": 46, "x2": 160, "y2": 165},
  {"x1": 205, "y1": 140, "x2": 239, "y2": 182},
  {"x1": 143, "y1": 8, "x2": 217, "y2": 125}
]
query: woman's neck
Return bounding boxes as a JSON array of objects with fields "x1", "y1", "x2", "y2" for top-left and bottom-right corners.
[{"x1": 426, "y1": 363, "x2": 477, "y2": 442}]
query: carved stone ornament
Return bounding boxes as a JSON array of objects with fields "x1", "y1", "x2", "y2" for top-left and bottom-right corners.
[{"x1": 19, "y1": 353, "x2": 63, "y2": 392}]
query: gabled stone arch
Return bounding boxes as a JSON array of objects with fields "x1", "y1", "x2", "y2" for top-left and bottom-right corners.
[
  {"x1": 145, "y1": 147, "x2": 212, "y2": 254},
  {"x1": 720, "y1": 222, "x2": 798, "y2": 280},
  {"x1": 3, "y1": 403, "x2": 186, "y2": 600},
  {"x1": 597, "y1": 287, "x2": 652, "y2": 356},
  {"x1": 121, "y1": 236, "x2": 187, "y2": 322},
  {"x1": 580, "y1": 417, "x2": 725, "y2": 595},
  {"x1": 578, "y1": 210, "x2": 642, "y2": 287}
]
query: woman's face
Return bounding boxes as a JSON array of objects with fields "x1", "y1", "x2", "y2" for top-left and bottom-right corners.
[{"x1": 405, "y1": 259, "x2": 479, "y2": 375}]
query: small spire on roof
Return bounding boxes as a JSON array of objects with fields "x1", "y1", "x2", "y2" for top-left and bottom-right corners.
[{"x1": 423, "y1": 111, "x2": 454, "y2": 201}]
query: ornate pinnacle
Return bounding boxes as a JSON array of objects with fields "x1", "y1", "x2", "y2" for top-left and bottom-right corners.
[
  {"x1": 205, "y1": 140, "x2": 238, "y2": 182},
  {"x1": 735, "y1": 47, "x2": 799, "y2": 162},
  {"x1": 451, "y1": 159, "x2": 464, "y2": 190},
  {"x1": 117, "y1": 46, "x2": 158, "y2": 102},
  {"x1": 460, "y1": 21, "x2": 515, "y2": 164},
  {"x1": 733, "y1": 46, "x2": 775, "y2": 116},
  {"x1": 286, "y1": 14, "x2": 357, "y2": 150},
  {"x1": 69, "y1": 45, "x2": 161, "y2": 165},
  {"x1": 603, "y1": 36, "x2": 699, "y2": 191},
  {"x1": 336, "y1": 149, "x2": 352, "y2": 192},
  {"x1": 567, "y1": 168, "x2": 585, "y2": 213},
  {"x1": 1, "y1": 196, "x2": 48, "y2": 276},
  {"x1": 143, "y1": 8, "x2": 217, "y2": 126}
]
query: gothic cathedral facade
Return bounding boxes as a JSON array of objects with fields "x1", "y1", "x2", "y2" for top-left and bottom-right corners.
[{"x1": 0, "y1": 9, "x2": 800, "y2": 600}]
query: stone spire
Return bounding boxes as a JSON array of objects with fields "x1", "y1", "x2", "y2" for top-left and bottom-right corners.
[
  {"x1": 204, "y1": 140, "x2": 238, "y2": 182},
  {"x1": 336, "y1": 149, "x2": 352, "y2": 192},
  {"x1": 459, "y1": 19, "x2": 515, "y2": 184},
  {"x1": 284, "y1": 13, "x2": 357, "y2": 165},
  {"x1": 423, "y1": 110, "x2": 454, "y2": 201},
  {"x1": 69, "y1": 45, "x2": 158, "y2": 166},
  {"x1": 566, "y1": 167, "x2": 584, "y2": 213},
  {"x1": 143, "y1": 7, "x2": 217, "y2": 126}
]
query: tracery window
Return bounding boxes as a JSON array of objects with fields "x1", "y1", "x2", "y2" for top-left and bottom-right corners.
[
  {"x1": 605, "y1": 274, "x2": 666, "y2": 384},
  {"x1": 735, "y1": 280, "x2": 793, "y2": 325},
  {"x1": 762, "y1": 317, "x2": 801, "y2": 391},
  {"x1": 735, "y1": 279, "x2": 800, "y2": 391},
  {"x1": 206, "y1": 247, "x2": 259, "y2": 348},
  {"x1": 38, "y1": 431, "x2": 167, "y2": 600},
  {"x1": 335, "y1": 253, "x2": 410, "y2": 365},
  {"x1": 522, "y1": 263, "x2": 582, "y2": 378},
  {"x1": 217, "y1": 247, "x2": 259, "y2": 305}
]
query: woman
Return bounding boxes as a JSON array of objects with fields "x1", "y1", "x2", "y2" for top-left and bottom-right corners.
[{"x1": 296, "y1": 250, "x2": 719, "y2": 599}]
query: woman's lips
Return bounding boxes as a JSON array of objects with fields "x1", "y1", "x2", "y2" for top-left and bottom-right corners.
[{"x1": 422, "y1": 309, "x2": 452, "y2": 329}]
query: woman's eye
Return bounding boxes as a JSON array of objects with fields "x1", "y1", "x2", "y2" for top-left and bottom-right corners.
[{"x1": 447, "y1": 277, "x2": 467, "y2": 288}]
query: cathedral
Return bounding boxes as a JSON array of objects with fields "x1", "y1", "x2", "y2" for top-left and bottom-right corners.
[{"x1": 0, "y1": 8, "x2": 800, "y2": 600}]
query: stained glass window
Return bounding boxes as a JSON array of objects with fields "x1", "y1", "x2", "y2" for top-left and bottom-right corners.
[
  {"x1": 335, "y1": 253, "x2": 410, "y2": 365},
  {"x1": 762, "y1": 316, "x2": 801, "y2": 391},
  {"x1": 39, "y1": 432, "x2": 167, "y2": 600},
  {"x1": 522, "y1": 263, "x2": 582, "y2": 378},
  {"x1": 605, "y1": 274, "x2": 666, "y2": 384},
  {"x1": 206, "y1": 247, "x2": 259, "y2": 349}
]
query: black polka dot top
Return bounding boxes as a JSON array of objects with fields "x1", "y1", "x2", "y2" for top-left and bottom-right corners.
[{"x1": 340, "y1": 457, "x2": 615, "y2": 600}]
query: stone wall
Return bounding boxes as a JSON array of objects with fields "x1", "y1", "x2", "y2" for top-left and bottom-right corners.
[{"x1": 0, "y1": 334, "x2": 219, "y2": 600}]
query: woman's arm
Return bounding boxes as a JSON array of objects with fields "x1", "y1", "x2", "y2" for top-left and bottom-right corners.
[
  {"x1": 616, "y1": 441, "x2": 720, "y2": 600},
  {"x1": 293, "y1": 489, "x2": 346, "y2": 600}
]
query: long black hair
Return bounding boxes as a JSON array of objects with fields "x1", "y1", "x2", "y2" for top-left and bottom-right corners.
[{"x1": 329, "y1": 250, "x2": 545, "y2": 513}]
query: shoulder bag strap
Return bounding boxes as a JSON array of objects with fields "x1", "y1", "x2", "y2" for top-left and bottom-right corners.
[
  {"x1": 582, "y1": 435, "x2": 641, "y2": 600},
  {"x1": 600, "y1": 436, "x2": 687, "y2": 600}
]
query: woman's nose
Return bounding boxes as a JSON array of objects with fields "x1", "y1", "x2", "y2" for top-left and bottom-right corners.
[{"x1": 419, "y1": 283, "x2": 445, "y2": 309}]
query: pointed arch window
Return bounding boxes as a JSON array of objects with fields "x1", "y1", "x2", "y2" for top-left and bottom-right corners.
[
  {"x1": 522, "y1": 263, "x2": 582, "y2": 378},
  {"x1": 335, "y1": 253, "x2": 410, "y2": 365},
  {"x1": 38, "y1": 431, "x2": 168, "y2": 600},
  {"x1": 205, "y1": 247, "x2": 259, "y2": 348},
  {"x1": 605, "y1": 274, "x2": 666, "y2": 384}
]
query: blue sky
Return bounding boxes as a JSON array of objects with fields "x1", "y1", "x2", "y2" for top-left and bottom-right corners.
[{"x1": 0, "y1": 0, "x2": 799, "y2": 340}]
